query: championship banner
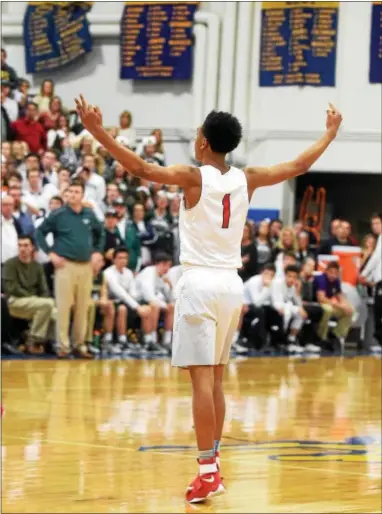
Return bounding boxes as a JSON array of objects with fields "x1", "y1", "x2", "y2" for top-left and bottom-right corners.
[
  {"x1": 23, "y1": 2, "x2": 93, "y2": 73},
  {"x1": 370, "y1": 2, "x2": 382, "y2": 83},
  {"x1": 259, "y1": 2, "x2": 339, "y2": 87},
  {"x1": 120, "y1": 2, "x2": 198, "y2": 79}
]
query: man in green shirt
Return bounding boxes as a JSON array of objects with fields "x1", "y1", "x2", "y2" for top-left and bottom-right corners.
[
  {"x1": 4, "y1": 235, "x2": 55, "y2": 354},
  {"x1": 36, "y1": 178, "x2": 105, "y2": 358}
]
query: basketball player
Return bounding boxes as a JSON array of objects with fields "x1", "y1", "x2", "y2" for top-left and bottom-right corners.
[{"x1": 75, "y1": 95, "x2": 342, "y2": 503}]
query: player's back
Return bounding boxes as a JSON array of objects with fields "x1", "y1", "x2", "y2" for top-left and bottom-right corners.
[{"x1": 179, "y1": 165, "x2": 249, "y2": 269}]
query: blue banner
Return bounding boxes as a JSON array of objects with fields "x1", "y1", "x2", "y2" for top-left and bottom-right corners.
[
  {"x1": 23, "y1": 2, "x2": 92, "y2": 74},
  {"x1": 259, "y1": 2, "x2": 338, "y2": 87},
  {"x1": 370, "y1": 2, "x2": 382, "y2": 83},
  {"x1": 120, "y1": 2, "x2": 198, "y2": 80}
]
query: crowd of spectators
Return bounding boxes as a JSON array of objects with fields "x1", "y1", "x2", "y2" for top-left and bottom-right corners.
[{"x1": 1, "y1": 48, "x2": 381, "y2": 359}]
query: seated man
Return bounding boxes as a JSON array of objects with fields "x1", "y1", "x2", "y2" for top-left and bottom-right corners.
[
  {"x1": 135, "y1": 252, "x2": 174, "y2": 351},
  {"x1": 104, "y1": 247, "x2": 157, "y2": 354},
  {"x1": 313, "y1": 261, "x2": 354, "y2": 350},
  {"x1": 86, "y1": 252, "x2": 121, "y2": 356},
  {"x1": 3, "y1": 235, "x2": 55, "y2": 354},
  {"x1": 237, "y1": 263, "x2": 277, "y2": 351},
  {"x1": 271, "y1": 264, "x2": 308, "y2": 354}
]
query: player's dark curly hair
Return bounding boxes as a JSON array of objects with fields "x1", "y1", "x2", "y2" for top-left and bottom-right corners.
[{"x1": 202, "y1": 111, "x2": 242, "y2": 154}]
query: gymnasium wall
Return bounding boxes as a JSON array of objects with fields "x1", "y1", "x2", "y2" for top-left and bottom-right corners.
[{"x1": 2, "y1": 1, "x2": 381, "y2": 222}]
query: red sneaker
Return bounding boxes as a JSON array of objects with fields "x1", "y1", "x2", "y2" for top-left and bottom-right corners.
[{"x1": 186, "y1": 471, "x2": 226, "y2": 503}]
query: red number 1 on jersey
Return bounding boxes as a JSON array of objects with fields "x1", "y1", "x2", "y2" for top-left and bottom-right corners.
[{"x1": 222, "y1": 194, "x2": 231, "y2": 229}]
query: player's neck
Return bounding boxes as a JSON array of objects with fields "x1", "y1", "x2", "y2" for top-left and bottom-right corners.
[{"x1": 201, "y1": 154, "x2": 230, "y2": 174}]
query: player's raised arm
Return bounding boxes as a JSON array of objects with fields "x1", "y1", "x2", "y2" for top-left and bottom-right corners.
[
  {"x1": 245, "y1": 104, "x2": 343, "y2": 192},
  {"x1": 74, "y1": 95, "x2": 201, "y2": 188}
]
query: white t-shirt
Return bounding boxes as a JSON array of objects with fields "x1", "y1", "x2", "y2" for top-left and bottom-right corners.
[
  {"x1": 135, "y1": 265, "x2": 171, "y2": 307},
  {"x1": 179, "y1": 165, "x2": 248, "y2": 269},
  {"x1": 104, "y1": 265, "x2": 139, "y2": 310}
]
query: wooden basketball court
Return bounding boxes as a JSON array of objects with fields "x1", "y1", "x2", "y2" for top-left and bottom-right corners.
[{"x1": 2, "y1": 355, "x2": 381, "y2": 513}]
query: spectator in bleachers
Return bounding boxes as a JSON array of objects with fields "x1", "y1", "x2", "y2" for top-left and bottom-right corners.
[
  {"x1": 1, "y1": 48, "x2": 18, "y2": 90},
  {"x1": 13, "y1": 78, "x2": 31, "y2": 115},
  {"x1": 296, "y1": 231, "x2": 316, "y2": 264},
  {"x1": 319, "y1": 219, "x2": 355, "y2": 254},
  {"x1": 118, "y1": 110, "x2": 136, "y2": 149},
  {"x1": 255, "y1": 220, "x2": 272, "y2": 271},
  {"x1": 293, "y1": 219, "x2": 303, "y2": 237},
  {"x1": 135, "y1": 252, "x2": 174, "y2": 351},
  {"x1": 360, "y1": 213, "x2": 382, "y2": 350},
  {"x1": 36, "y1": 178, "x2": 105, "y2": 358},
  {"x1": 47, "y1": 113, "x2": 76, "y2": 149},
  {"x1": 239, "y1": 220, "x2": 258, "y2": 283},
  {"x1": 40, "y1": 96, "x2": 64, "y2": 131},
  {"x1": 131, "y1": 202, "x2": 158, "y2": 267},
  {"x1": 11, "y1": 102, "x2": 47, "y2": 154},
  {"x1": 77, "y1": 154, "x2": 106, "y2": 206},
  {"x1": 341, "y1": 220, "x2": 358, "y2": 246},
  {"x1": 103, "y1": 208, "x2": 123, "y2": 268},
  {"x1": 269, "y1": 219, "x2": 283, "y2": 246},
  {"x1": 56, "y1": 167, "x2": 71, "y2": 194},
  {"x1": 314, "y1": 261, "x2": 354, "y2": 349},
  {"x1": 271, "y1": 264, "x2": 308, "y2": 354},
  {"x1": 1, "y1": 195, "x2": 22, "y2": 264},
  {"x1": 23, "y1": 168, "x2": 58, "y2": 215},
  {"x1": 1, "y1": 81, "x2": 19, "y2": 122},
  {"x1": 150, "y1": 192, "x2": 173, "y2": 254},
  {"x1": 3, "y1": 235, "x2": 55, "y2": 354},
  {"x1": 102, "y1": 183, "x2": 120, "y2": 213},
  {"x1": 113, "y1": 197, "x2": 130, "y2": 238},
  {"x1": 11, "y1": 141, "x2": 28, "y2": 167},
  {"x1": 273, "y1": 228, "x2": 298, "y2": 277},
  {"x1": 360, "y1": 233, "x2": 377, "y2": 270},
  {"x1": 1, "y1": 98, "x2": 13, "y2": 142},
  {"x1": 151, "y1": 128, "x2": 166, "y2": 165},
  {"x1": 8, "y1": 185, "x2": 35, "y2": 236},
  {"x1": 104, "y1": 247, "x2": 155, "y2": 353},
  {"x1": 241, "y1": 263, "x2": 276, "y2": 351},
  {"x1": 33, "y1": 79, "x2": 55, "y2": 113}
]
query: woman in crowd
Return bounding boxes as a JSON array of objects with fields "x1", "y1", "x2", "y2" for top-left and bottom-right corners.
[
  {"x1": 151, "y1": 128, "x2": 166, "y2": 165},
  {"x1": 269, "y1": 219, "x2": 283, "y2": 246},
  {"x1": 239, "y1": 221, "x2": 258, "y2": 282},
  {"x1": 273, "y1": 226, "x2": 298, "y2": 275},
  {"x1": 47, "y1": 114, "x2": 76, "y2": 149},
  {"x1": 361, "y1": 233, "x2": 377, "y2": 271},
  {"x1": 255, "y1": 220, "x2": 272, "y2": 271},
  {"x1": 33, "y1": 79, "x2": 55, "y2": 113},
  {"x1": 131, "y1": 202, "x2": 158, "y2": 267},
  {"x1": 40, "y1": 96, "x2": 64, "y2": 131},
  {"x1": 119, "y1": 110, "x2": 136, "y2": 148}
]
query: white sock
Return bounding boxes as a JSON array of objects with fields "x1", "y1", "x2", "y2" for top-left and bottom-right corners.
[
  {"x1": 151, "y1": 331, "x2": 158, "y2": 343},
  {"x1": 163, "y1": 330, "x2": 172, "y2": 345},
  {"x1": 232, "y1": 331, "x2": 239, "y2": 344},
  {"x1": 144, "y1": 333, "x2": 152, "y2": 344},
  {"x1": 118, "y1": 334, "x2": 127, "y2": 344},
  {"x1": 103, "y1": 332, "x2": 113, "y2": 343},
  {"x1": 288, "y1": 334, "x2": 296, "y2": 343}
]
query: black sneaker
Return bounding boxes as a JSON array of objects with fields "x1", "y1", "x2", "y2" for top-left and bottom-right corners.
[{"x1": 143, "y1": 341, "x2": 165, "y2": 355}]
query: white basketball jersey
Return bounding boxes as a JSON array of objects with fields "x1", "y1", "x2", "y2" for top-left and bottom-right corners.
[{"x1": 179, "y1": 165, "x2": 249, "y2": 269}]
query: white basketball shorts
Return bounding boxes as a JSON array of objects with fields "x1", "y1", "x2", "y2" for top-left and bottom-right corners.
[{"x1": 171, "y1": 266, "x2": 244, "y2": 367}]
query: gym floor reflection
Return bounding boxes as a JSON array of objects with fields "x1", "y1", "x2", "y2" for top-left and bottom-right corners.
[{"x1": 2, "y1": 356, "x2": 381, "y2": 513}]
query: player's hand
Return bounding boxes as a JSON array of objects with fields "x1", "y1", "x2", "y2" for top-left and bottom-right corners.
[
  {"x1": 137, "y1": 305, "x2": 151, "y2": 318},
  {"x1": 326, "y1": 103, "x2": 343, "y2": 139},
  {"x1": 74, "y1": 94, "x2": 103, "y2": 133}
]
